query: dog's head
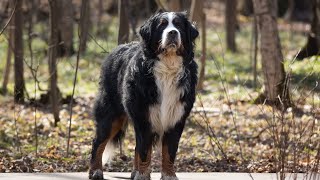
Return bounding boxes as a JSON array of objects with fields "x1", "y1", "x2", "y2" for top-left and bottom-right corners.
[{"x1": 140, "y1": 11, "x2": 199, "y2": 57}]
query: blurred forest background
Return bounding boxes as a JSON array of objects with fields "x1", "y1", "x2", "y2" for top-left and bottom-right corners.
[{"x1": 0, "y1": 0, "x2": 319, "y2": 178}]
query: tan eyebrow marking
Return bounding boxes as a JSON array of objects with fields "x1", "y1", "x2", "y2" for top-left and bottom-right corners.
[{"x1": 159, "y1": 18, "x2": 168, "y2": 26}]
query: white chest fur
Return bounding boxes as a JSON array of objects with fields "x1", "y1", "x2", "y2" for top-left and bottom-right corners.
[{"x1": 149, "y1": 54, "x2": 185, "y2": 135}]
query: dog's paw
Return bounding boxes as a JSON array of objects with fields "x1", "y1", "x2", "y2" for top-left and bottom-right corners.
[
  {"x1": 160, "y1": 174, "x2": 178, "y2": 180},
  {"x1": 133, "y1": 171, "x2": 151, "y2": 180},
  {"x1": 89, "y1": 169, "x2": 104, "y2": 180},
  {"x1": 130, "y1": 170, "x2": 137, "y2": 179}
]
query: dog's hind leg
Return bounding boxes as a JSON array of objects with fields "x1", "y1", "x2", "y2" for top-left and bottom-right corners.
[{"x1": 89, "y1": 112, "x2": 127, "y2": 180}]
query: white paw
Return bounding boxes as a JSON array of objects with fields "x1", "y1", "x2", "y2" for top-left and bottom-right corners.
[
  {"x1": 131, "y1": 170, "x2": 137, "y2": 179},
  {"x1": 161, "y1": 174, "x2": 179, "y2": 180},
  {"x1": 90, "y1": 169, "x2": 104, "y2": 180},
  {"x1": 133, "y1": 171, "x2": 151, "y2": 180}
]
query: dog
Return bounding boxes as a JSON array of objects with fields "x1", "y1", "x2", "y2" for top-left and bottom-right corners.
[{"x1": 89, "y1": 11, "x2": 199, "y2": 180}]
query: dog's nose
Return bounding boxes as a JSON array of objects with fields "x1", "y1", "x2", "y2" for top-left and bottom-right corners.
[{"x1": 168, "y1": 30, "x2": 178, "y2": 36}]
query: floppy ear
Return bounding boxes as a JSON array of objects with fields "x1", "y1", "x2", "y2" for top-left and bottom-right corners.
[
  {"x1": 180, "y1": 11, "x2": 199, "y2": 41},
  {"x1": 189, "y1": 22, "x2": 199, "y2": 41},
  {"x1": 186, "y1": 21, "x2": 199, "y2": 54},
  {"x1": 139, "y1": 12, "x2": 161, "y2": 44},
  {"x1": 139, "y1": 18, "x2": 152, "y2": 43}
]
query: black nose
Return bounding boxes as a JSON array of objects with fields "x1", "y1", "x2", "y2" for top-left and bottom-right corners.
[{"x1": 168, "y1": 30, "x2": 178, "y2": 36}]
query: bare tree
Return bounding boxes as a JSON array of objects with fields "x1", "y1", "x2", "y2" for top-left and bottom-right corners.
[
  {"x1": 14, "y1": 0, "x2": 25, "y2": 103},
  {"x1": 48, "y1": 0, "x2": 61, "y2": 125},
  {"x1": 118, "y1": 0, "x2": 129, "y2": 45},
  {"x1": 191, "y1": 0, "x2": 206, "y2": 91},
  {"x1": 253, "y1": 0, "x2": 290, "y2": 108},
  {"x1": 284, "y1": 0, "x2": 312, "y2": 22},
  {"x1": 251, "y1": 14, "x2": 258, "y2": 88},
  {"x1": 238, "y1": 0, "x2": 253, "y2": 16},
  {"x1": 2, "y1": 12, "x2": 14, "y2": 94},
  {"x1": 57, "y1": 0, "x2": 74, "y2": 56},
  {"x1": 96, "y1": 0, "x2": 103, "y2": 36},
  {"x1": 67, "y1": 0, "x2": 87, "y2": 157},
  {"x1": 297, "y1": 0, "x2": 320, "y2": 59},
  {"x1": 167, "y1": 0, "x2": 181, "y2": 11},
  {"x1": 79, "y1": 0, "x2": 90, "y2": 53},
  {"x1": 225, "y1": 0, "x2": 237, "y2": 52}
]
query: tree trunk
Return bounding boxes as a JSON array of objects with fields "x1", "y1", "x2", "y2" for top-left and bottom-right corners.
[
  {"x1": 57, "y1": 0, "x2": 74, "y2": 56},
  {"x1": 296, "y1": 0, "x2": 320, "y2": 60},
  {"x1": 48, "y1": 0, "x2": 60, "y2": 126},
  {"x1": 2, "y1": 3, "x2": 14, "y2": 95},
  {"x1": 225, "y1": 0, "x2": 237, "y2": 52},
  {"x1": 197, "y1": 14, "x2": 206, "y2": 91},
  {"x1": 96, "y1": 0, "x2": 103, "y2": 36},
  {"x1": 253, "y1": 0, "x2": 290, "y2": 108},
  {"x1": 118, "y1": 0, "x2": 129, "y2": 45},
  {"x1": 284, "y1": 0, "x2": 313, "y2": 22},
  {"x1": 251, "y1": 14, "x2": 258, "y2": 88},
  {"x1": 14, "y1": 0, "x2": 25, "y2": 103},
  {"x1": 238, "y1": 0, "x2": 253, "y2": 16},
  {"x1": 167, "y1": 0, "x2": 181, "y2": 11},
  {"x1": 79, "y1": 0, "x2": 90, "y2": 53},
  {"x1": 127, "y1": 1, "x2": 138, "y2": 41},
  {"x1": 190, "y1": 0, "x2": 206, "y2": 91}
]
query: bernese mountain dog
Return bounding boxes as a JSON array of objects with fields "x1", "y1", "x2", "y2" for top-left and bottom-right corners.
[{"x1": 89, "y1": 11, "x2": 199, "y2": 180}]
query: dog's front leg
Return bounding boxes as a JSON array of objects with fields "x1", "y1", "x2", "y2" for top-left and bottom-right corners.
[
  {"x1": 131, "y1": 123, "x2": 153, "y2": 180},
  {"x1": 161, "y1": 120, "x2": 186, "y2": 180}
]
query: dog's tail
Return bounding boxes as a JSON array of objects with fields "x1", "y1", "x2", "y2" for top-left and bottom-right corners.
[{"x1": 102, "y1": 122, "x2": 128, "y2": 165}]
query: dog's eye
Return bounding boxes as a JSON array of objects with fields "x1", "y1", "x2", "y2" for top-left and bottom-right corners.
[
  {"x1": 173, "y1": 20, "x2": 182, "y2": 28},
  {"x1": 159, "y1": 19, "x2": 168, "y2": 26}
]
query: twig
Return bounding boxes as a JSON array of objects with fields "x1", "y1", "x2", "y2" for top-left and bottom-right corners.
[
  {"x1": 0, "y1": 0, "x2": 17, "y2": 36},
  {"x1": 251, "y1": 13, "x2": 258, "y2": 88},
  {"x1": 13, "y1": 106, "x2": 22, "y2": 154},
  {"x1": 195, "y1": 94, "x2": 228, "y2": 160},
  {"x1": 26, "y1": 0, "x2": 38, "y2": 156},
  {"x1": 88, "y1": 32, "x2": 108, "y2": 53},
  {"x1": 66, "y1": 0, "x2": 85, "y2": 157}
]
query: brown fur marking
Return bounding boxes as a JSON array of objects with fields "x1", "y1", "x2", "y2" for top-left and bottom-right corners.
[
  {"x1": 137, "y1": 146, "x2": 152, "y2": 174},
  {"x1": 90, "y1": 115, "x2": 127, "y2": 172},
  {"x1": 162, "y1": 144, "x2": 176, "y2": 176}
]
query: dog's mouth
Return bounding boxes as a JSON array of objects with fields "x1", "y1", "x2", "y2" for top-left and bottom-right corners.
[
  {"x1": 162, "y1": 39, "x2": 180, "y2": 52},
  {"x1": 167, "y1": 41, "x2": 178, "y2": 48}
]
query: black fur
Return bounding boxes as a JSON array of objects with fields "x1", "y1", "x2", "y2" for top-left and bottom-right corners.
[{"x1": 90, "y1": 11, "x2": 199, "y2": 178}]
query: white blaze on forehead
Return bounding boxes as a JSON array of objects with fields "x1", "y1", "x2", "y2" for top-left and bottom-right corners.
[{"x1": 161, "y1": 12, "x2": 181, "y2": 48}]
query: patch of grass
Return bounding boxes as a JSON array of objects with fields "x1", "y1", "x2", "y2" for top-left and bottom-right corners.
[{"x1": 197, "y1": 23, "x2": 320, "y2": 103}]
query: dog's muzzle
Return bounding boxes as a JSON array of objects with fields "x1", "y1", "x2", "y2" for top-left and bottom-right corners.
[
  {"x1": 166, "y1": 30, "x2": 179, "y2": 47},
  {"x1": 161, "y1": 29, "x2": 181, "y2": 51}
]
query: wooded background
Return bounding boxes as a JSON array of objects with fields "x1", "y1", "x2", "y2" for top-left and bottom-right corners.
[{"x1": 0, "y1": 0, "x2": 319, "y2": 178}]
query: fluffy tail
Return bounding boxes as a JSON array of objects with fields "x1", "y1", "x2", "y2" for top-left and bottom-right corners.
[{"x1": 102, "y1": 123, "x2": 127, "y2": 166}]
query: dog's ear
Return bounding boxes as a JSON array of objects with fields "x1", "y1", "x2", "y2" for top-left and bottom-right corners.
[
  {"x1": 139, "y1": 18, "x2": 152, "y2": 43},
  {"x1": 178, "y1": 11, "x2": 199, "y2": 41},
  {"x1": 184, "y1": 20, "x2": 199, "y2": 58},
  {"x1": 189, "y1": 22, "x2": 199, "y2": 41},
  {"x1": 140, "y1": 13, "x2": 159, "y2": 44},
  {"x1": 186, "y1": 20, "x2": 199, "y2": 46}
]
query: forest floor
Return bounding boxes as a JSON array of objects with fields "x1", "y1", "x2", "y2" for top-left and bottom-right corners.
[
  {"x1": 0, "y1": 2, "x2": 320, "y2": 174},
  {"x1": 0, "y1": 89, "x2": 319, "y2": 173}
]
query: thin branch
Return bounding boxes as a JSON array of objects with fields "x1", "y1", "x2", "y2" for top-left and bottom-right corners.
[
  {"x1": 66, "y1": 0, "x2": 85, "y2": 157},
  {"x1": 0, "y1": 0, "x2": 17, "y2": 36},
  {"x1": 88, "y1": 32, "x2": 108, "y2": 54}
]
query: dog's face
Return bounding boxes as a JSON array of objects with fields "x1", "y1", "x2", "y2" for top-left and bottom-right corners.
[{"x1": 140, "y1": 12, "x2": 199, "y2": 57}]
